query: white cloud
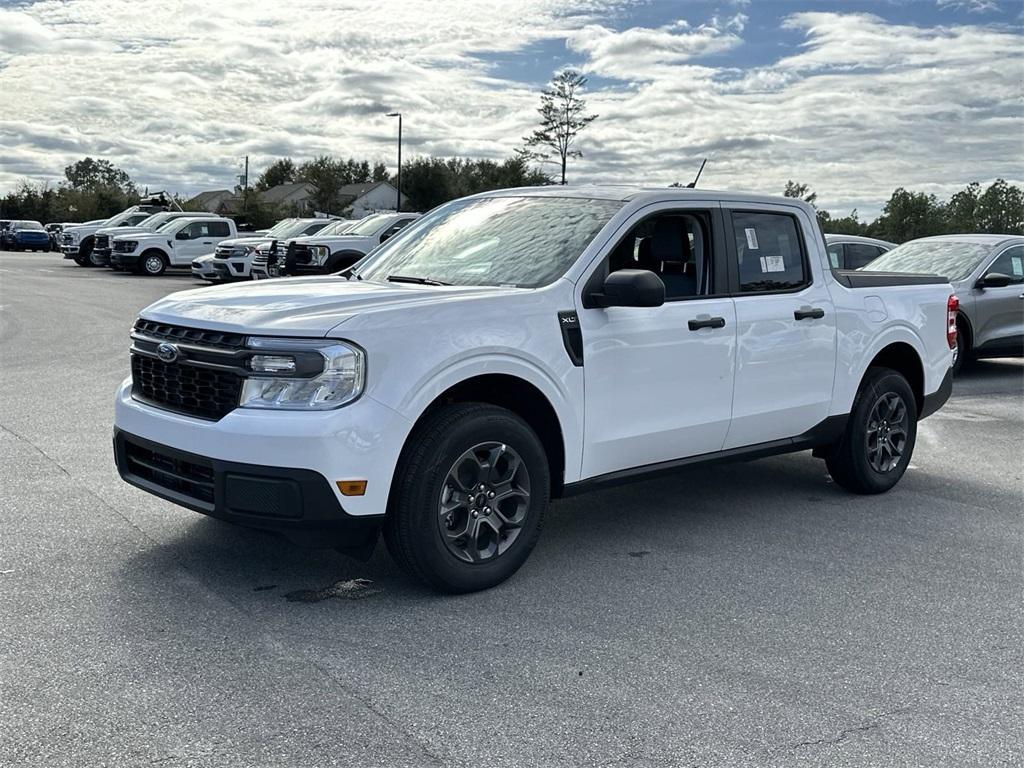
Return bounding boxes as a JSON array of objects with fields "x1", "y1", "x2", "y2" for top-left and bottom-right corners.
[
  {"x1": 936, "y1": 0, "x2": 1001, "y2": 13},
  {"x1": 0, "y1": 2, "x2": 1020, "y2": 219}
]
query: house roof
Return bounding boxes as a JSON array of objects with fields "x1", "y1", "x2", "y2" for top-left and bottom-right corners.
[
  {"x1": 259, "y1": 182, "x2": 315, "y2": 204},
  {"x1": 188, "y1": 189, "x2": 235, "y2": 207}
]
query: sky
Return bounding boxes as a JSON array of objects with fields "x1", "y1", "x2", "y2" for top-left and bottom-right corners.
[{"x1": 0, "y1": 0, "x2": 1021, "y2": 218}]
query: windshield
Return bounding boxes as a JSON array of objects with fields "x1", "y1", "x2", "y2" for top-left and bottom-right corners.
[
  {"x1": 154, "y1": 219, "x2": 179, "y2": 232},
  {"x1": 357, "y1": 196, "x2": 623, "y2": 288},
  {"x1": 347, "y1": 215, "x2": 388, "y2": 236},
  {"x1": 861, "y1": 240, "x2": 993, "y2": 281},
  {"x1": 316, "y1": 219, "x2": 354, "y2": 237},
  {"x1": 276, "y1": 220, "x2": 322, "y2": 240},
  {"x1": 135, "y1": 213, "x2": 165, "y2": 229},
  {"x1": 15, "y1": 221, "x2": 45, "y2": 230},
  {"x1": 266, "y1": 219, "x2": 297, "y2": 237}
]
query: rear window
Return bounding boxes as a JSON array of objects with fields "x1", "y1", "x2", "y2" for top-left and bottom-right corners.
[{"x1": 731, "y1": 212, "x2": 807, "y2": 292}]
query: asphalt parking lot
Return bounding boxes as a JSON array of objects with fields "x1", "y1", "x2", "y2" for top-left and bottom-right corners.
[{"x1": 0, "y1": 250, "x2": 1021, "y2": 768}]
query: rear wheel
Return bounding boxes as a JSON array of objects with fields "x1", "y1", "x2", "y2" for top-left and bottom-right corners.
[
  {"x1": 383, "y1": 404, "x2": 549, "y2": 593},
  {"x1": 826, "y1": 367, "x2": 917, "y2": 494},
  {"x1": 139, "y1": 251, "x2": 167, "y2": 276}
]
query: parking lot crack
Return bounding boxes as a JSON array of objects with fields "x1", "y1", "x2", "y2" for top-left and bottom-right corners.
[{"x1": 787, "y1": 706, "x2": 912, "y2": 751}]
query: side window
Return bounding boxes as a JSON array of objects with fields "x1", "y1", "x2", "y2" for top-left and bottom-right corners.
[
  {"x1": 826, "y1": 242, "x2": 844, "y2": 269},
  {"x1": 381, "y1": 219, "x2": 412, "y2": 242},
  {"x1": 179, "y1": 223, "x2": 198, "y2": 239},
  {"x1": 730, "y1": 212, "x2": 807, "y2": 292},
  {"x1": 987, "y1": 245, "x2": 1024, "y2": 284},
  {"x1": 845, "y1": 243, "x2": 884, "y2": 270},
  {"x1": 604, "y1": 211, "x2": 712, "y2": 299},
  {"x1": 208, "y1": 221, "x2": 230, "y2": 237},
  {"x1": 128, "y1": 214, "x2": 149, "y2": 226}
]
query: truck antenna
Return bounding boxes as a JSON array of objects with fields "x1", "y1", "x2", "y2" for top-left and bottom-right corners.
[{"x1": 686, "y1": 159, "x2": 707, "y2": 189}]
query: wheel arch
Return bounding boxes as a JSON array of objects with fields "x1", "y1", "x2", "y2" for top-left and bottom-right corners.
[
  {"x1": 397, "y1": 373, "x2": 569, "y2": 498},
  {"x1": 864, "y1": 341, "x2": 925, "y2": 415},
  {"x1": 956, "y1": 310, "x2": 974, "y2": 354}
]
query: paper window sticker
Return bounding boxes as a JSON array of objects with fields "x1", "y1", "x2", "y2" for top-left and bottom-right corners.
[
  {"x1": 762, "y1": 255, "x2": 785, "y2": 272},
  {"x1": 1011, "y1": 256, "x2": 1023, "y2": 277},
  {"x1": 745, "y1": 228, "x2": 759, "y2": 250}
]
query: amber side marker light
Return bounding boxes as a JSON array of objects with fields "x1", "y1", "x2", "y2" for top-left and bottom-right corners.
[{"x1": 337, "y1": 480, "x2": 367, "y2": 496}]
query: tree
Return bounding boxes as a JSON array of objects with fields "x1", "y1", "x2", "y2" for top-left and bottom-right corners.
[
  {"x1": 871, "y1": 188, "x2": 946, "y2": 243},
  {"x1": 254, "y1": 158, "x2": 297, "y2": 191},
  {"x1": 783, "y1": 180, "x2": 818, "y2": 208},
  {"x1": 372, "y1": 162, "x2": 389, "y2": 182},
  {"x1": 63, "y1": 157, "x2": 137, "y2": 196},
  {"x1": 945, "y1": 182, "x2": 980, "y2": 233},
  {"x1": 522, "y1": 69, "x2": 598, "y2": 185},
  {"x1": 975, "y1": 179, "x2": 1024, "y2": 234}
]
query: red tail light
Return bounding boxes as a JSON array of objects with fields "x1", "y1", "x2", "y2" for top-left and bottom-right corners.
[{"x1": 947, "y1": 294, "x2": 959, "y2": 350}]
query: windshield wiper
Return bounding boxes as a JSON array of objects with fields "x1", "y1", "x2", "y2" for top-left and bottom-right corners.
[{"x1": 386, "y1": 274, "x2": 451, "y2": 286}]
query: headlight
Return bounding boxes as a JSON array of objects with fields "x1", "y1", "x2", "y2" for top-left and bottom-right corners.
[
  {"x1": 70, "y1": 231, "x2": 80, "y2": 242},
  {"x1": 310, "y1": 245, "x2": 330, "y2": 266},
  {"x1": 239, "y1": 338, "x2": 365, "y2": 410}
]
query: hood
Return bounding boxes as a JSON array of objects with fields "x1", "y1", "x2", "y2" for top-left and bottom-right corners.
[
  {"x1": 99, "y1": 225, "x2": 152, "y2": 236},
  {"x1": 294, "y1": 234, "x2": 372, "y2": 248},
  {"x1": 116, "y1": 231, "x2": 165, "y2": 242},
  {"x1": 139, "y1": 276, "x2": 517, "y2": 336},
  {"x1": 218, "y1": 236, "x2": 267, "y2": 248}
]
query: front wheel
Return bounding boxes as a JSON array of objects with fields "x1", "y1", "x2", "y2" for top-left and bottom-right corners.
[
  {"x1": 383, "y1": 404, "x2": 549, "y2": 593},
  {"x1": 139, "y1": 251, "x2": 167, "y2": 276},
  {"x1": 825, "y1": 367, "x2": 917, "y2": 494}
]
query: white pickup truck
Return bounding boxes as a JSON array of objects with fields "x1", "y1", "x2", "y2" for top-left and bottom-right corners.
[
  {"x1": 203, "y1": 218, "x2": 334, "y2": 282},
  {"x1": 113, "y1": 187, "x2": 956, "y2": 593},
  {"x1": 61, "y1": 206, "x2": 159, "y2": 266},
  {"x1": 250, "y1": 212, "x2": 420, "y2": 278},
  {"x1": 92, "y1": 211, "x2": 221, "y2": 268},
  {"x1": 110, "y1": 216, "x2": 237, "y2": 276}
]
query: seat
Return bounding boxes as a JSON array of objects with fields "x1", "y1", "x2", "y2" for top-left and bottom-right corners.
[{"x1": 648, "y1": 219, "x2": 697, "y2": 298}]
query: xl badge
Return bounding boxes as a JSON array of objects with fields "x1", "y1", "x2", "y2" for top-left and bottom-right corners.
[{"x1": 156, "y1": 342, "x2": 180, "y2": 363}]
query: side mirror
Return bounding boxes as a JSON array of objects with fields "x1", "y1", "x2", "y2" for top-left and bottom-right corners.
[
  {"x1": 175, "y1": 230, "x2": 191, "y2": 240},
  {"x1": 589, "y1": 269, "x2": 665, "y2": 308},
  {"x1": 976, "y1": 272, "x2": 1013, "y2": 289}
]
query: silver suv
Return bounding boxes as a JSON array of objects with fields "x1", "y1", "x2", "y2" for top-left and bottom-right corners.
[{"x1": 862, "y1": 234, "x2": 1024, "y2": 371}]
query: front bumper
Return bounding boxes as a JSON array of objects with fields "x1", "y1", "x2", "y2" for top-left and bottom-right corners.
[
  {"x1": 210, "y1": 258, "x2": 249, "y2": 280},
  {"x1": 61, "y1": 245, "x2": 80, "y2": 257},
  {"x1": 92, "y1": 247, "x2": 112, "y2": 266},
  {"x1": 110, "y1": 252, "x2": 141, "y2": 268},
  {"x1": 114, "y1": 429, "x2": 381, "y2": 547},
  {"x1": 113, "y1": 378, "x2": 411, "y2": 523}
]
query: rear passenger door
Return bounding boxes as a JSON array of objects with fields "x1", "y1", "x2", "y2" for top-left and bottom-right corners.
[{"x1": 722, "y1": 206, "x2": 837, "y2": 449}]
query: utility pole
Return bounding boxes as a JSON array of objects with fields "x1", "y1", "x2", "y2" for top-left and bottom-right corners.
[{"x1": 386, "y1": 113, "x2": 402, "y2": 211}]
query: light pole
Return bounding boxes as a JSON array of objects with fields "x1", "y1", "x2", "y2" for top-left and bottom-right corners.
[{"x1": 386, "y1": 112, "x2": 402, "y2": 211}]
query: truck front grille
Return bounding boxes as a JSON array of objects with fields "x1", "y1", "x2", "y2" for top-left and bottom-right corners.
[
  {"x1": 95, "y1": 235, "x2": 109, "y2": 250},
  {"x1": 134, "y1": 319, "x2": 245, "y2": 350},
  {"x1": 132, "y1": 353, "x2": 243, "y2": 421}
]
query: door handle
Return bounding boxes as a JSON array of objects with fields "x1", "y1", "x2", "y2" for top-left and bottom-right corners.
[
  {"x1": 794, "y1": 307, "x2": 825, "y2": 320},
  {"x1": 688, "y1": 316, "x2": 726, "y2": 331}
]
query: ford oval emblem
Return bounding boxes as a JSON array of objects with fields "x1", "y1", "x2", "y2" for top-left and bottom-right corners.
[{"x1": 156, "y1": 342, "x2": 179, "y2": 363}]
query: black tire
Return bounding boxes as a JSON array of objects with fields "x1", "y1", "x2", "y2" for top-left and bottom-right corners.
[
  {"x1": 139, "y1": 250, "x2": 167, "y2": 276},
  {"x1": 825, "y1": 367, "x2": 917, "y2": 494},
  {"x1": 383, "y1": 403, "x2": 549, "y2": 593},
  {"x1": 74, "y1": 239, "x2": 94, "y2": 267},
  {"x1": 89, "y1": 250, "x2": 106, "y2": 267}
]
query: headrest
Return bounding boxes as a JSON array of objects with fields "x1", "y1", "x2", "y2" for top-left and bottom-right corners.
[{"x1": 650, "y1": 219, "x2": 691, "y2": 263}]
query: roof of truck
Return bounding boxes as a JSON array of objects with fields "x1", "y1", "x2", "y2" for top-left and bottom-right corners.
[
  {"x1": 908, "y1": 234, "x2": 1023, "y2": 245},
  {"x1": 476, "y1": 184, "x2": 808, "y2": 209}
]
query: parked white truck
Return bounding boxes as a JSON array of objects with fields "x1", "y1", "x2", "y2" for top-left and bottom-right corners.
[
  {"x1": 114, "y1": 187, "x2": 956, "y2": 592},
  {"x1": 203, "y1": 218, "x2": 334, "y2": 282},
  {"x1": 110, "y1": 216, "x2": 237, "y2": 275},
  {"x1": 92, "y1": 211, "x2": 221, "y2": 268},
  {"x1": 250, "y1": 212, "x2": 420, "y2": 278},
  {"x1": 61, "y1": 206, "x2": 158, "y2": 266}
]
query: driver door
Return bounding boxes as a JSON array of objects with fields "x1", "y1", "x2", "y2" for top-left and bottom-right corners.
[{"x1": 577, "y1": 203, "x2": 737, "y2": 480}]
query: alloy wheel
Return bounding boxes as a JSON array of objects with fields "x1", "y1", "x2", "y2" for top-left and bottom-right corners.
[
  {"x1": 437, "y1": 442, "x2": 531, "y2": 564},
  {"x1": 865, "y1": 392, "x2": 909, "y2": 473}
]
